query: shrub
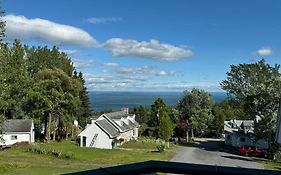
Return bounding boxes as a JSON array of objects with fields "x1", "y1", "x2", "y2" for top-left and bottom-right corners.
[
  {"x1": 156, "y1": 144, "x2": 165, "y2": 152},
  {"x1": 27, "y1": 147, "x2": 74, "y2": 159}
]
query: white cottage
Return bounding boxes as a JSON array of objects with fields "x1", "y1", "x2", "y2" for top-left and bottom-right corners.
[
  {"x1": 78, "y1": 109, "x2": 139, "y2": 149},
  {"x1": 224, "y1": 119, "x2": 268, "y2": 149},
  {"x1": 0, "y1": 119, "x2": 35, "y2": 146}
]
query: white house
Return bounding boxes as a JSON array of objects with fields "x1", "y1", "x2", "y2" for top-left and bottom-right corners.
[
  {"x1": 224, "y1": 119, "x2": 268, "y2": 149},
  {"x1": 78, "y1": 108, "x2": 139, "y2": 149},
  {"x1": 0, "y1": 119, "x2": 35, "y2": 146}
]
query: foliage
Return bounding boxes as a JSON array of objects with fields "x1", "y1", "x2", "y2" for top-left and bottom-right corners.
[
  {"x1": 177, "y1": 89, "x2": 214, "y2": 138},
  {"x1": 159, "y1": 112, "x2": 174, "y2": 141},
  {"x1": 27, "y1": 146, "x2": 74, "y2": 159},
  {"x1": 0, "y1": 39, "x2": 92, "y2": 141},
  {"x1": 156, "y1": 144, "x2": 165, "y2": 152},
  {"x1": 221, "y1": 59, "x2": 281, "y2": 146},
  {"x1": 0, "y1": 3, "x2": 5, "y2": 42}
]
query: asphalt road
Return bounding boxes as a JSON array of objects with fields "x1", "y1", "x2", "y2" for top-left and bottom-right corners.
[{"x1": 170, "y1": 139, "x2": 264, "y2": 169}]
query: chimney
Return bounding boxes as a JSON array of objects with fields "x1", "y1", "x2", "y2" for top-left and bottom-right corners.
[{"x1": 122, "y1": 108, "x2": 129, "y2": 114}]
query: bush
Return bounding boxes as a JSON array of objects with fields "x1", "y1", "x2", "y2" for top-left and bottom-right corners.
[
  {"x1": 156, "y1": 144, "x2": 165, "y2": 152},
  {"x1": 27, "y1": 147, "x2": 74, "y2": 159}
]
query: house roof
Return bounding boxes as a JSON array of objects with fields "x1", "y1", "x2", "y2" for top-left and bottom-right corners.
[
  {"x1": 95, "y1": 119, "x2": 120, "y2": 138},
  {"x1": 128, "y1": 120, "x2": 140, "y2": 129},
  {"x1": 2, "y1": 119, "x2": 33, "y2": 133},
  {"x1": 104, "y1": 111, "x2": 128, "y2": 120}
]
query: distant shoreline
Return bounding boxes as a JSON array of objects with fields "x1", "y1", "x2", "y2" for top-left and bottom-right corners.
[{"x1": 89, "y1": 91, "x2": 227, "y2": 112}]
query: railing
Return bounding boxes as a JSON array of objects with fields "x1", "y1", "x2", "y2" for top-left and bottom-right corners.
[{"x1": 64, "y1": 160, "x2": 280, "y2": 175}]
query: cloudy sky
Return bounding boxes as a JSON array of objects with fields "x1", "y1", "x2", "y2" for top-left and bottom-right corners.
[{"x1": 3, "y1": 0, "x2": 281, "y2": 92}]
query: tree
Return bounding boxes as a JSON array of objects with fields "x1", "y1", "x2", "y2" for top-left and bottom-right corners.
[
  {"x1": 221, "y1": 59, "x2": 281, "y2": 149},
  {"x1": 76, "y1": 72, "x2": 92, "y2": 128},
  {"x1": 177, "y1": 89, "x2": 213, "y2": 140},
  {"x1": 23, "y1": 69, "x2": 82, "y2": 141},
  {"x1": 0, "y1": 40, "x2": 30, "y2": 119},
  {"x1": 149, "y1": 98, "x2": 168, "y2": 137},
  {"x1": 159, "y1": 111, "x2": 174, "y2": 147},
  {"x1": 0, "y1": 2, "x2": 5, "y2": 42}
]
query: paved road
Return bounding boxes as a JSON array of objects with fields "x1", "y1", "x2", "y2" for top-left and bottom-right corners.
[{"x1": 171, "y1": 139, "x2": 264, "y2": 169}]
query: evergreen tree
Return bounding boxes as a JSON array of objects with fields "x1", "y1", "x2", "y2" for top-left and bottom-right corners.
[{"x1": 77, "y1": 72, "x2": 92, "y2": 128}]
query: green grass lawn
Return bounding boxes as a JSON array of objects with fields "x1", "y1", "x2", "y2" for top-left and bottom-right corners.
[
  {"x1": 0, "y1": 140, "x2": 177, "y2": 175},
  {"x1": 258, "y1": 160, "x2": 281, "y2": 170}
]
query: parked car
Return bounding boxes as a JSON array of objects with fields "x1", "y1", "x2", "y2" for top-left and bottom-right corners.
[{"x1": 239, "y1": 146, "x2": 267, "y2": 158}]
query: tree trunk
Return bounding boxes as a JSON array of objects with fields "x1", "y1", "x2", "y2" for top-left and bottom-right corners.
[
  {"x1": 191, "y1": 126, "x2": 194, "y2": 139},
  {"x1": 71, "y1": 125, "x2": 74, "y2": 138},
  {"x1": 166, "y1": 141, "x2": 170, "y2": 148},
  {"x1": 53, "y1": 128, "x2": 56, "y2": 141},
  {"x1": 186, "y1": 129, "x2": 189, "y2": 142},
  {"x1": 65, "y1": 126, "x2": 68, "y2": 140},
  {"x1": 46, "y1": 112, "x2": 51, "y2": 142}
]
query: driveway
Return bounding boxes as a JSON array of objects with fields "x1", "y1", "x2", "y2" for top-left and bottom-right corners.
[{"x1": 170, "y1": 139, "x2": 263, "y2": 169}]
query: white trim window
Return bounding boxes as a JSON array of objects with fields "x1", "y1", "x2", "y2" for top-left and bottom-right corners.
[{"x1": 11, "y1": 135, "x2": 18, "y2": 140}]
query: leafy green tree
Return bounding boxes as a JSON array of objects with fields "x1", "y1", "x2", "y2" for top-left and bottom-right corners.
[
  {"x1": 26, "y1": 46, "x2": 74, "y2": 77},
  {"x1": 132, "y1": 105, "x2": 150, "y2": 124},
  {"x1": 149, "y1": 98, "x2": 169, "y2": 137},
  {"x1": 23, "y1": 69, "x2": 82, "y2": 141},
  {"x1": 159, "y1": 111, "x2": 174, "y2": 147},
  {"x1": 221, "y1": 59, "x2": 281, "y2": 148},
  {"x1": 0, "y1": 40, "x2": 30, "y2": 119},
  {"x1": 177, "y1": 89, "x2": 213, "y2": 140}
]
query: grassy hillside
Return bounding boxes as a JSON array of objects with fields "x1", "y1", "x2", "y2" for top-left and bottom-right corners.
[{"x1": 0, "y1": 140, "x2": 177, "y2": 175}]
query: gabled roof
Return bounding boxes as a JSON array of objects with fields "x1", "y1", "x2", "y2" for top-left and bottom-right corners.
[
  {"x1": 2, "y1": 119, "x2": 33, "y2": 133},
  {"x1": 104, "y1": 111, "x2": 127, "y2": 120},
  {"x1": 95, "y1": 119, "x2": 120, "y2": 138},
  {"x1": 128, "y1": 120, "x2": 140, "y2": 129}
]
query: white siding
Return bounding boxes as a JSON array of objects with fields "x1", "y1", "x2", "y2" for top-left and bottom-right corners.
[
  {"x1": 1, "y1": 133, "x2": 32, "y2": 145},
  {"x1": 79, "y1": 124, "x2": 113, "y2": 149}
]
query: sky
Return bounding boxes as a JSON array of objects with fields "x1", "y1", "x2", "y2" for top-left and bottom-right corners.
[{"x1": 2, "y1": 0, "x2": 281, "y2": 92}]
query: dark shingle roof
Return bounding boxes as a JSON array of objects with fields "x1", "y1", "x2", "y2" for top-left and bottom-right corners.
[
  {"x1": 3, "y1": 119, "x2": 33, "y2": 133},
  {"x1": 104, "y1": 111, "x2": 127, "y2": 120},
  {"x1": 128, "y1": 120, "x2": 140, "y2": 129},
  {"x1": 95, "y1": 119, "x2": 120, "y2": 138}
]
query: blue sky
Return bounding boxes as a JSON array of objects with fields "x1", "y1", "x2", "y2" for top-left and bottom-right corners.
[{"x1": 3, "y1": 0, "x2": 281, "y2": 92}]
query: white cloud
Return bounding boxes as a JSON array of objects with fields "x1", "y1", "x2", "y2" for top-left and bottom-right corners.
[
  {"x1": 4, "y1": 15, "x2": 97, "y2": 47},
  {"x1": 102, "y1": 62, "x2": 119, "y2": 67},
  {"x1": 256, "y1": 47, "x2": 273, "y2": 56},
  {"x1": 101, "y1": 38, "x2": 193, "y2": 61},
  {"x1": 60, "y1": 49, "x2": 80, "y2": 55},
  {"x1": 86, "y1": 17, "x2": 122, "y2": 24},
  {"x1": 72, "y1": 59, "x2": 95, "y2": 68},
  {"x1": 117, "y1": 66, "x2": 175, "y2": 76}
]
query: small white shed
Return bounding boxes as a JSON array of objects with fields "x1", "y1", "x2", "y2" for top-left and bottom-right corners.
[{"x1": 0, "y1": 119, "x2": 35, "y2": 146}]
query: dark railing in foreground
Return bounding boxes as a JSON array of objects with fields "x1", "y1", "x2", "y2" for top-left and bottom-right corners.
[{"x1": 64, "y1": 160, "x2": 280, "y2": 175}]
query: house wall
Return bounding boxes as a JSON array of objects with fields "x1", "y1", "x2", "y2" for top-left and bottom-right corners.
[
  {"x1": 225, "y1": 133, "x2": 269, "y2": 149},
  {"x1": 79, "y1": 124, "x2": 113, "y2": 149},
  {"x1": 1, "y1": 133, "x2": 32, "y2": 145},
  {"x1": 119, "y1": 130, "x2": 132, "y2": 142}
]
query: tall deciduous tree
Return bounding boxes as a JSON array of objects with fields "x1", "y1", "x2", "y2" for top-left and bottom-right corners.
[
  {"x1": 221, "y1": 59, "x2": 281, "y2": 148},
  {"x1": 177, "y1": 89, "x2": 213, "y2": 140}
]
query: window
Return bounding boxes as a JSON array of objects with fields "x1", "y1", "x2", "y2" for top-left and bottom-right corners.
[
  {"x1": 11, "y1": 135, "x2": 17, "y2": 140},
  {"x1": 133, "y1": 129, "x2": 136, "y2": 136},
  {"x1": 82, "y1": 136, "x2": 86, "y2": 147},
  {"x1": 240, "y1": 137, "x2": 245, "y2": 142}
]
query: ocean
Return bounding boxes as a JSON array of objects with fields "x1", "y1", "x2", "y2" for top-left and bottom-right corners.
[{"x1": 89, "y1": 91, "x2": 227, "y2": 112}]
